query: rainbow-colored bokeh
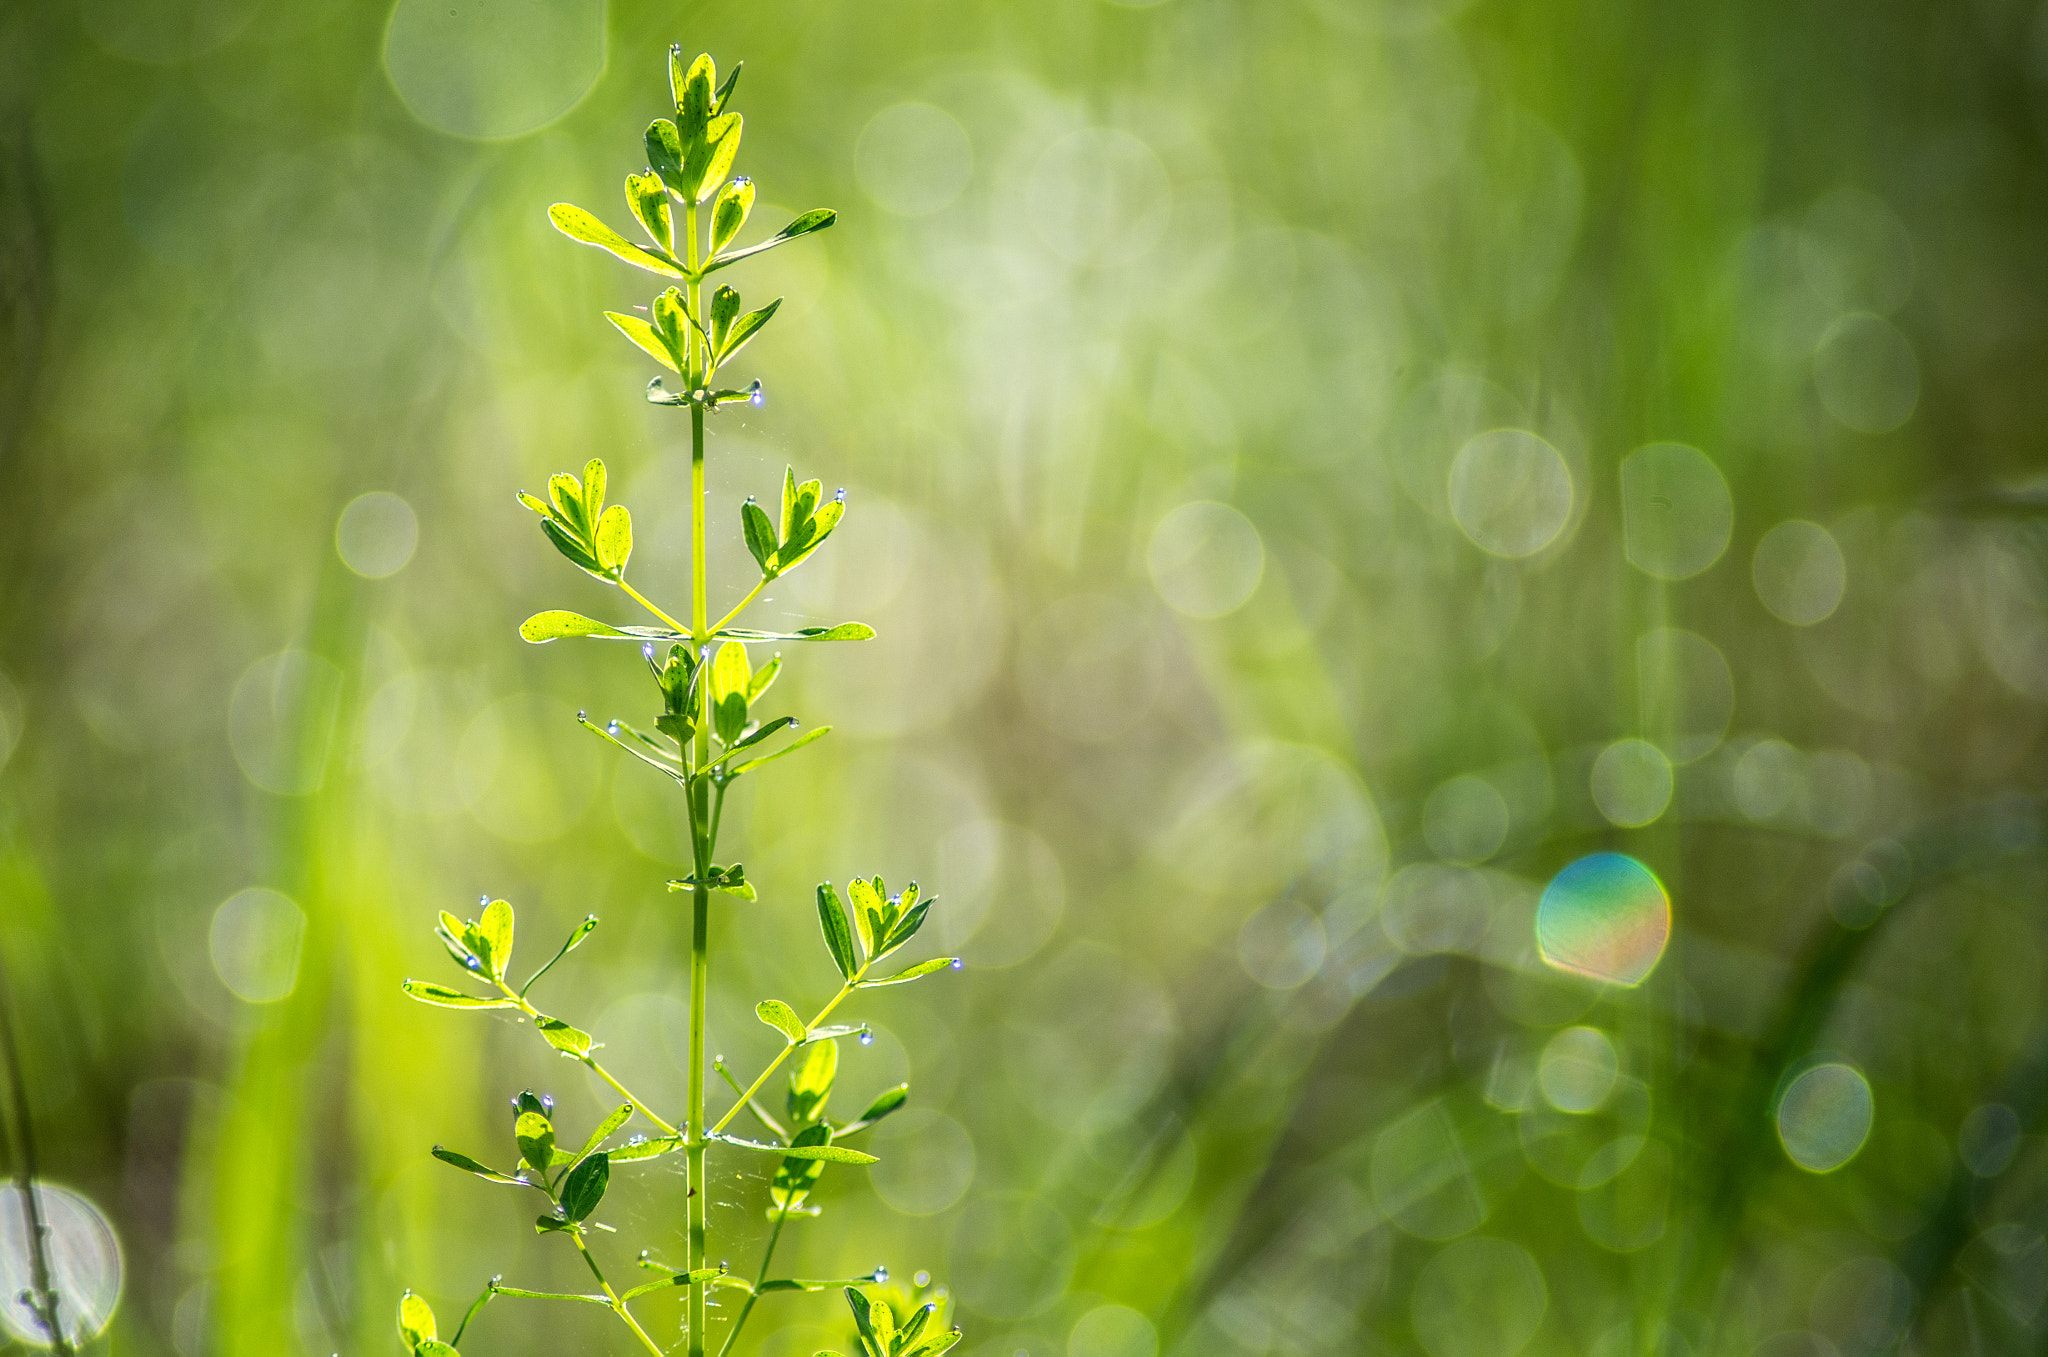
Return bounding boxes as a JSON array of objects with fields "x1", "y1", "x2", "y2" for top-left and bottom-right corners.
[{"x1": 1536, "y1": 853, "x2": 1671, "y2": 987}]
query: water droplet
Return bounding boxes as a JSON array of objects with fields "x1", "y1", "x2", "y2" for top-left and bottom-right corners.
[
  {"x1": 607, "y1": 720, "x2": 620, "y2": 735},
  {"x1": 834, "y1": 488, "x2": 846, "y2": 502},
  {"x1": 479, "y1": 895, "x2": 488, "y2": 906},
  {"x1": 949, "y1": 958, "x2": 964, "y2": 970},
  {"x1": 642, "y1": 642, "x2": 656, "y2": 659},
  {"x1": 577, "y1": 709, "x2": 587, "y2": 721},
  {"x1": 745, "y1": 495, "x2": 756, "y2": 504},
  {"x1": 874, "y1": 1266, "x2": 889, "y2": 1284},
  {"x1": 858, "y1": 1030, "x2": 874, "y2": 1046},
  {"x1": 1536, "y1": 853, "x2": 1671, "y2": 987},
  {"x1": 749, "y1": 386, "x2": 764, "y2": 407}
]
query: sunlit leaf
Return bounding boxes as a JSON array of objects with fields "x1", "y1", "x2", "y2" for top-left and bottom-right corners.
[
  {"x1": 713, "y1": 623, "x2": 874, "y2": 642},
  {"x1": 711, "y1": 177, "x2": 756, "y2": 255},
  {"x1": 817, "y1": 884, "x2": 857, "y2": 980},
  {"x1": 841, "y1": 1085, "x2": 908, "y2": 1134},
  {"x1": 716, "y1": 298, "x2": 781, "y2": 367},
  {"x1": 574, "y1": 1104, "x2": 633, "y2": 1164},
  {"x1": 705, "y1": 209, "x2": 837, "y2": 275},
  {"x1": 401, "y1": 981, "x2": 512, "y2": 1010},
  {"x1": 537, "y1": 1016, "x2": 593, "y2": 1056},
  {"x1": 520, "y1": 610, "x2": 632, "y2": 644},
  {"x1": 728, "y1": 724, "x2": 831, "y2": 777},
  {"x1": 559, "y1": 1152, "x2": 609, "y2": 1221},
  {"x1": 757, "y1": 999, "x2": 807, "y2": 1042},
  {"x1": 478, "y1": 899, "x2": 513, "y2": 980},
  {"x1": 595, "y1": 504, "x2": 633, "y2": 575},
  {"x1": 432, "y1": 1146, "x2": 524, "y2": 1185},
  {"x1": 399, "y1": 1292, "x2": 436, "y2": 1348},
  {"x1": 515, "y1": 1110, "x2": 555, "y2": 1176},
  {"x1": 548, "y1": 203, "x2": 684, "y2": 278},
  {"x1": 626, "y1": 170, "x2": 673, "y2": 254},
  {"x1": 710, "y1": 285, "x2": 741, "y2": 356},
  {"x1": 862, "y1": 956, "x2": 953, "y2": 988},
  {"x1": 716, "y1": 1132, "x2": 876, "y2": 1164},
  {"x1": 606, "y1": 311, "x2": 682, "y2": 372}
]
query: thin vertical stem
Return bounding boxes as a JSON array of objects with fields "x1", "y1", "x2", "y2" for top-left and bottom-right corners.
[
  {"x1": 683, "y1": 196, "x2": 713, "y2": 1357},
  {"x1": 714, "y1": 1201, "x2": 792, "y2": 1357},
  {"x1": 0, "y1": 948, "x2": 73, "y2": 1357}
]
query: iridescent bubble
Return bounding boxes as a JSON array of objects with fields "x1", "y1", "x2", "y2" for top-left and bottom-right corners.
[
  {"x1": 1620, "y1": 442, "x2": 1734, "y2": 581},
  {"x1": 1752, "y1": 520, "x2": 1847, "y2": 626},
  {"x1": 1410, "y1": 1236, "x2": 1547, "y2": 1357},
  {"x1": 1538, "y1": 1027, "x2": 1618, "y2": 1114},
  {"x1": 1776, "y1": 1062, "x2": 1875, "y2": 1173},
  {"x1": 0, "y1": 1183, "x2": 122, "y2": 1347},
  {"x1": 1589, "y1": 738, "x2": 1673, "y2": 828},
  {"x1": 1535, "y1": 853, "x2": 1671, "y2": 987},
  {"x1": 1447, "y1": 429, "x2": 1574, "y2": 559}
]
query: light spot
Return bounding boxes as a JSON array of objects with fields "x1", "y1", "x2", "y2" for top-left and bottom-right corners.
[
  {"x1": 870, "y1": 1109, "x2": 976, "y2": 1217},
  {"x1": 1959, "y1": 1103, "x2": 2023, "y2": 1178},
  {"x1": 1777, "y1": 1062, "x2": 1875, "y2": 1172},
  {"x1": 1590, "y1": 738, "x2": 1673, "y2": 828},
  {"x1": 1237, "y1": 900, "x2": 1326, "y2": 990},
  {"x1": 1753, "y1": 520, "x2": 1847, "y2": 625},
  {"x1": 1538, "y1": 1027, "x2": 1618, "y2": 1114},
  {"x1": 856, "y1": 103, "x2": 973, "y2": 217},
  {"x1": 1371, "y1": 1100, "x2": 1488, "y2": 1241},
  {"x1": 228, "y1": 650, "x2": 343, "y2": 796},
  {"x1": 1069, "y1": 1305, "x2": 1157, "y2": 1357},
  {"x1": 383, "y1": 0, "x2": 605, "y2": 140},
  {"x1": 1410, "y1": 1237, "x2": 1547, "y2": 1357},
  {"x1": 208, "y1": 888, "x2": 306, "y2": 1004},
  {"x1": 1447, "y1": 429, "x2": 1573, "y2": 559},
  {"x1": 1536, "y1": 853, "x2": 1671, "y2": 987},
  {"x1": 1814, "y1": 312, "x2": 1919, "y2": 434},
  {"x1": 0, "y1": 1183, "x2": 122, "y2": 1346},
  {"x1": 335, "y1": 492, "x2": 419, "y2": 579},
  {"x1": 1147, "y1": 501, "x2": 1264, "y2": 619},
  {"x1": 1620, "y1": 442, "x2": 1734, "y2": 581},
  {"x1": 1028, "y1": 128, "x2": 1171, "y2": 267},
  {"x1": 1423, "y1": 774, "x2": 1510, "y2": 863},
  {"x1": 1636, "y1": 628, "x2": 1734, "y2": 764}
]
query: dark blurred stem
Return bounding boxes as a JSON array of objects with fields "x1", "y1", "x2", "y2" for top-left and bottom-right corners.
[
  {"x1": 0, "y1": 946, "x2": 73, "y2": 1356},
  {"x1": 714, "y1": 1201, "x2": 792, "y2": 1357},
  {"x1": 684, "y1": 195, "x2": 711, "y2": 1357}
]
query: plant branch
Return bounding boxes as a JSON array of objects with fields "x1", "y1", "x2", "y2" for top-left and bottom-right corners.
[
  {"x1": 485, "y1": 976, "x2": 680, "y2": 1138},
  {"x1": 714, "y1": 1199, "x2": 793, "y2": 1357},
  {"x1": 0, "y1": 943, "x2": 73, "y2": 1357},
  {"x1": 571, "y1": 1233, "x2": 668, "y2": 1357},
  {"x1": 706, "y1": 574, "x2": 771, "y2": 638},
  {"x1": 708, "y1": 975, "x2": 865, "y2": 1138},
  {"x1": 619, "y1": 578, "x2": 693, "y2": 639}
]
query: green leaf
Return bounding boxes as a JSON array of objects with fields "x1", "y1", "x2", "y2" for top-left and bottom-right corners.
[
  {"x1": 534, "y1": 1214, "x2": 575, "y2": 1234},
  {"x1": 651, "y1": 287, "x2": 693, "y2": 363},
  {"x1": 717, "y1": 1132, "x2": 876, "y2": 1164},
  {"x1": 714, "y1": 623, "x2": 875, "y2": 642},
  {"x1": 710, "y1": 639, "x2": 751, "y2": 744},
  {"x1": 690, "y1": 112, "x2": 743, "y2": 205},
  {"x1": 870, "y1": 1294, "x2": 896, "y2": 1349},
  {"x1": 515, "y1": 1110, "x2": 555, "y2": 1176},
  {"x1": 478, "y1": 899, "x2": 513, "y2": 980},
  {"x1": 537, "y1": 1016, "x2": 593, "y2": 1057},
  {"x1": 575, "y1": 1104, "x2": 633, "y2": 1163},
  {"x1": 559, "y1": 1152, "x2": 609, "y2": 1221},
  {"x1": 863, "y1": 956, "x2": 954, "y2": 988},
  {"x1": 705, "y1": 209, "x2": 837, "y2": 275},
  {"x1": 725, "y1": 715, "x2": 795, "y2": 758},
  {"x1": 432, "y1": 1146, "x2": 524, "y2": 1185},
  {"x1": 882, "y1": 899, "x2": 932, "y2": 955},
  {"x1": 710, "y1": 177, "x2": 755, "y2": 256},
  {"x1": 547, "y1": 471, "x2": 584, "y2": 528},
  {"x1": 816, "y1": 884, "x2": 858, "y2": 980},
  {"x1": 780, "y1": 466, "x2": 801, "y2": 542},
  {"x1": 401, "y1": 981, "x2": 513, "y2": 1010},
  {"x1": 609, "y1": 1134, "x2": 684, "y2": 1162},
  {"x1": 847, "y1": 1288, "x2": 882, "y2": 1355},
  {"x1": 581, "y1": 458, "x2": 606, "y2": 521},
  {"x1": 540, "y1": 518, "x2": 604, "y2": 578},
  {"x1": 675, "y1": 52, "x2": 715, "y2": 140},
  {"x1": 605, "y1": 312, "x2": 682, "y2": 373},
  {"x1": 646, "y1": 118, "x2": 685, "y2": 192},
  {"x1": 773, "y1": 1121, "x2": 830, "y2": 1206},
  {"x1": 520, "y1": 610, "x2": 632, "y2": 644},
  {"x1": 399, "y1": 1292, "x2": 436, "y2": 1348},
  {"x1": 848, "y1": 879, "x2": 882, "y2": 957},
  {"x1": 595, "y1": 504, "x2": 633, "y2": 575},
  {"x1": 904, "y1": 1330, "x2": 962, "y2": 1357},
  {"x1": 548, "y1": 203, "x2": 684, "y2": 278},
  {"x1": 417, "y1": 1342, "x2": 462, "y2": 1357},
  {"x1": 716, "y1": 298, "x2": 781, "y2": 367},
  {"x1": 710, "y1": 285, "x2": 741, "y2": 355},
  {"x1": 728, "y1": 724, "x2": 831, "y2": 777},
  {"x1": 899, "y1": 1303, "x2": 935, "y2": 1349},
  {"x1": 739, "y1": 501, "x2": 779, "y2": 577},
  {"x1": 748, "y1": 654, "x2": 782, "y2": 703},
  {"x1": 712, "y1": 59, "x2": 743, "y2": 114},
  {"x1": 790, "y1": 1039, "x2": 838, "y2": 1123},
  {"x1": 626, "y1": 170, "x2": 673, "y2": 254},
  {"x1": 757, "y1": 999, "x2": 807, "y2": 1043},
  {"x1": 843, "y1": 1085, "x2": 908, "y2": 1133}
]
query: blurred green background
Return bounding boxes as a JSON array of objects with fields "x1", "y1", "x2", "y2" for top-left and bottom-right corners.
[{"x1": 5, "y1": 0, "x2": 2048, "y2": 1353}]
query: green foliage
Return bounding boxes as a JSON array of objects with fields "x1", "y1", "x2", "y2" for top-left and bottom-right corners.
[{"x1": 397, "y1": 44, "x2": 959, "y2": 1357}]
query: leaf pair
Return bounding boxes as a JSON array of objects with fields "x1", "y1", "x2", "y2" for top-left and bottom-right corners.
[
  {"x1": 517, "y1": 459, "x2": 633, "y2": 581},
  {"x1": 668, "y1": 861, "x2": 756, "y2": 901},
  {"x1": 743, "y1": 467, "x2": 846, "y2": 581},
  {"x1": 649, "y1": 50, "x2": 743, "y2": 207},
  {"x1": 607, "y1": 287, "x2": 696, "y2": 374},
  {"x1": 432, "y1": 898, "x2": 512, "y2": 981}
]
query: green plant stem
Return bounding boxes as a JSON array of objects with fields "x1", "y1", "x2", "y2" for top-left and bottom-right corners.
[
  {"x1": 684, "y1": 196, "x2": 713, "y2": 1357},
  {"x1": 571, "y1": 1232, "x2": 668, "y2": 1357},
  {"x1": 714, "y1": 1201, "x2": 793, "y2": 1357},
  {"x1": 484, "y1": 977, "x2": 680, "y2": 1138},
  {"x1": 620, "y1": 579, "x2": 693, "y2": 638},
  {"x1": 706, "y1": 575, "x2": 770, "y2": 637},
  {"x1": 708, "y1": 975, "x2": 866, "y2": 1139},
  {"x1": 0, "y1": 947, "x2": 73, "y2": 1357}
]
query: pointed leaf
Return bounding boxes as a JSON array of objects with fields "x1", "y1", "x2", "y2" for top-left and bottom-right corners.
[
  {"x1": 844, "y1": 1085, "x2": 908, "y2": 1133},
  {"x1": 402, "y1": 981, "x2": 513, "y2": 1010},
  {"x1": 716, "y1": 298, "x2": 781, "y2": 367},
  {"x1": 432, "y1": 1147, "x2": 523, "y2": 1184},
  {"x1": 757, "y1": 999, "x2": 807, "y2": 1043},
  {"x1": 816, "y1": 884, "x2": 857, "y2": 980},
  {"x1": 862, "y1": 956, "x2": 954, "y2": 988},
  {"x1": 646, "y1": 118, "x2": 685, "y2": 192},
  {"x1": 537, "y1": 1016, "x2": 593, "y2": 1056},
  {"x1": 575, "y1": 1104, "x2": 634, "y2": 1163},
  {"x1": 705, "y1": 210, "x2": 837, "y2": 275},
  {"x1": 606, "y1": 312, "x2": 682, "y2": 372},
  {"x1": 690, "y1": 112, "x2": 743, "y2": 204},
  {"x1": 478, "y1": 899, "x2": 514, "y2": 980},
  {"x1": 515, "y1": 1111, "x2": 555, "y2": 1175},
  {"x1": 559, "y1": 1152, "x2": 609, "y2": 1221},
  {"x1": 710, "y1": 177, "x2": 755, "y2": 255},
  {"x1": 719, "y1": 1132, "x2": 876, "y2": 1164},
  {"x1": 741, "y1": 500, "x2": 778, "y2": 574},
  {"x1": 780, "y1": 466, "x2": 800, "y2": 542},
  {"x1": 581, "y1": 458, "x2": 606, "y2": 521},
  {"x1": 609, "y1": 1134, "x2": 685, "y2": 1162},
  {"x1": 712, "y1": 624, "x2": 875, "y2": 642},
  {"x1": 520, "y1": 610, "x2": 632, "y2": 644},
  {"x1": 548, "y1": 204, "x2": 683, "y2": 277},
  {"x1": 713, "y1": 60, "x2": 742, "y2": 114},
  {"x1": 676, "y1": 52, "x2": 715, "y2": 141},
  {"x1": 710, "y1": 285, "x2": 741, "y2": 355},
  {"x1": 728, "y1": 723, "x2": 831, "y2": 777},
  {"x1": 882, "y1": 899, "x2": 932, "y2": 954},
  {"x1": 540, "y1": 518, "x2": 604, "y2": 577},
  {"x1": 748, "y1": 655, "x2": 781, "y2": 702}
]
